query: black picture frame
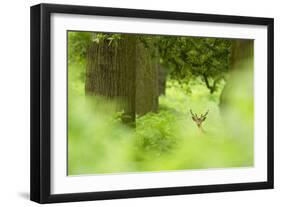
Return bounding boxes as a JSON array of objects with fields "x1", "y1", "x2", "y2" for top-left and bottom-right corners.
[{"x1": 30, "y1": 3, "x2": 274, "y2": 204}]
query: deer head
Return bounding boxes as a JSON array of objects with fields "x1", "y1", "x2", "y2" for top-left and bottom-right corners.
[{"x1": 190, "y1": 109, "x2": 209, "y2": 130}]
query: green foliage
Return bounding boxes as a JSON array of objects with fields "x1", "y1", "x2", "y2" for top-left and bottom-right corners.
[
  {"x1": 68, "y1": 63, "x2": 85, "y2": 96},
  {"x1": 68, "y1": 70, "x2": 253, "y2": 174},
  {"x1": 157, "y1": 36, "x2": 232, "y2": 93},
  {"x1": 68, "y1": 32, "x2": 122, "y2": 65},
  {"x1": 135, "y1": 111, "x2": 179, "y2": 154},
  {"x1": 92, "y1": 33, "x2": 122, "y2": 46},
  {"x1": 68, "y1": 31, "x2": 92, "y2": 64},
  {"x1": 68, "y1": 32, "x2": 232, "y2": 94},
  {"x1": 68, "y1": 95, "x2": 136, "y2": 175},
  {"x1": 67, "y1": 31, "x2": 253, "y2": 175}
]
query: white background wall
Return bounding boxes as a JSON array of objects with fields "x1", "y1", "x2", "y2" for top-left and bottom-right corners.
[{"x1": 0, "y1": 0, "x2": 279, "y2": 206}]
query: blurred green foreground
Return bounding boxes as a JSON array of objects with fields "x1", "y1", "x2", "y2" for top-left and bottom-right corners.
[{"x1": 68, "y1": 65, "x2": 253, "y2": 175}]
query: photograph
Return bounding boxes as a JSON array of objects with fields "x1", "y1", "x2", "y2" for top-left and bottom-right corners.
[
  {"x1": 67, "y1": 31, "x2": 254, "y2": 176},
  {"x1": 30, "y1": 3, "x2": 274, "y2": 203}
]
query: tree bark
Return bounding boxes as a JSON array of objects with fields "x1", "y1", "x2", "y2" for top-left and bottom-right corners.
[
  {"x1": 229, "y1": 39, "x2": 254, "y2": 71},
  {"x1": 85, "y1": 35, "x2": 136, "y2": 123},
  {"x1": 135, "y1": 40, "x2": 159, "y2": 115},
  {"x1": 85, "y1": 34, "x2": 160, "y2": 122},
  {"x1": 158, "y1": 65, "x2": 167, "y2": 95},
  {"x1": 203, "y1": 74, "x2": 215, "y2": 94},
  {"x1": 220, "y1": 39, "x2": 254, "y2": 108}
]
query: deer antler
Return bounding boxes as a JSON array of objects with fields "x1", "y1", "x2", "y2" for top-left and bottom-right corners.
[
  {"x1": 200, "y1": 110, "x2": 209, "y2": 118},
  {"x1": 190, "y1": 109, "x2": 198, "y2": 121},
  {"x1": 190, "y1": 109, "x2": 195, "y2": 117},
  {"x1": 190, "y1": 109, "x2": 209, "y2": 132}
]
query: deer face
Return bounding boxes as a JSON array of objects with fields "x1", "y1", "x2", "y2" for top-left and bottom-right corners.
[{"x1": 190, "y1": 109, "x2": 209, "y2": 128}]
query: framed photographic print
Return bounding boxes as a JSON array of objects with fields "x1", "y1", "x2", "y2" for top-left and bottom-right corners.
[{"x1": 30, "y1": 3, "x2": 274, "y2": 203}]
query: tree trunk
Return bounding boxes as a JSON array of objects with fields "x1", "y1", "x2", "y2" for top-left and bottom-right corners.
[
  {"x1": 203, "y1": 74, "x2": 217, "y2": 94},
  {"x1": 85, "y1": 34, "x2": 160, "y2": 122},
  {"x1": 229, "y1": 39, "x2": 254, "y2": 71},
  {"x1": 158, "y1": 65, "x2": 167, "y2": 95},
  {"x1": 220, "y1": 39, "x2": 254, "y2": 109},
  {"x1": 85, "y1": 35, "x2": 136, "y2": 123},
  {"x1": 135, "y1": 40, "x2": 159, "y2": 115}
]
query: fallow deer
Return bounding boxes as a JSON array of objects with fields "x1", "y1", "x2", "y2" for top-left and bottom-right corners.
[{"x1": 190, "y1": 109, "x2": 209, "y2": 132}]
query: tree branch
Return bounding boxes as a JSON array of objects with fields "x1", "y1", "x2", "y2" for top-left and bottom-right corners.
[{"x1": 203, "y1": 74, "x2": 211, "y2": 90}]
